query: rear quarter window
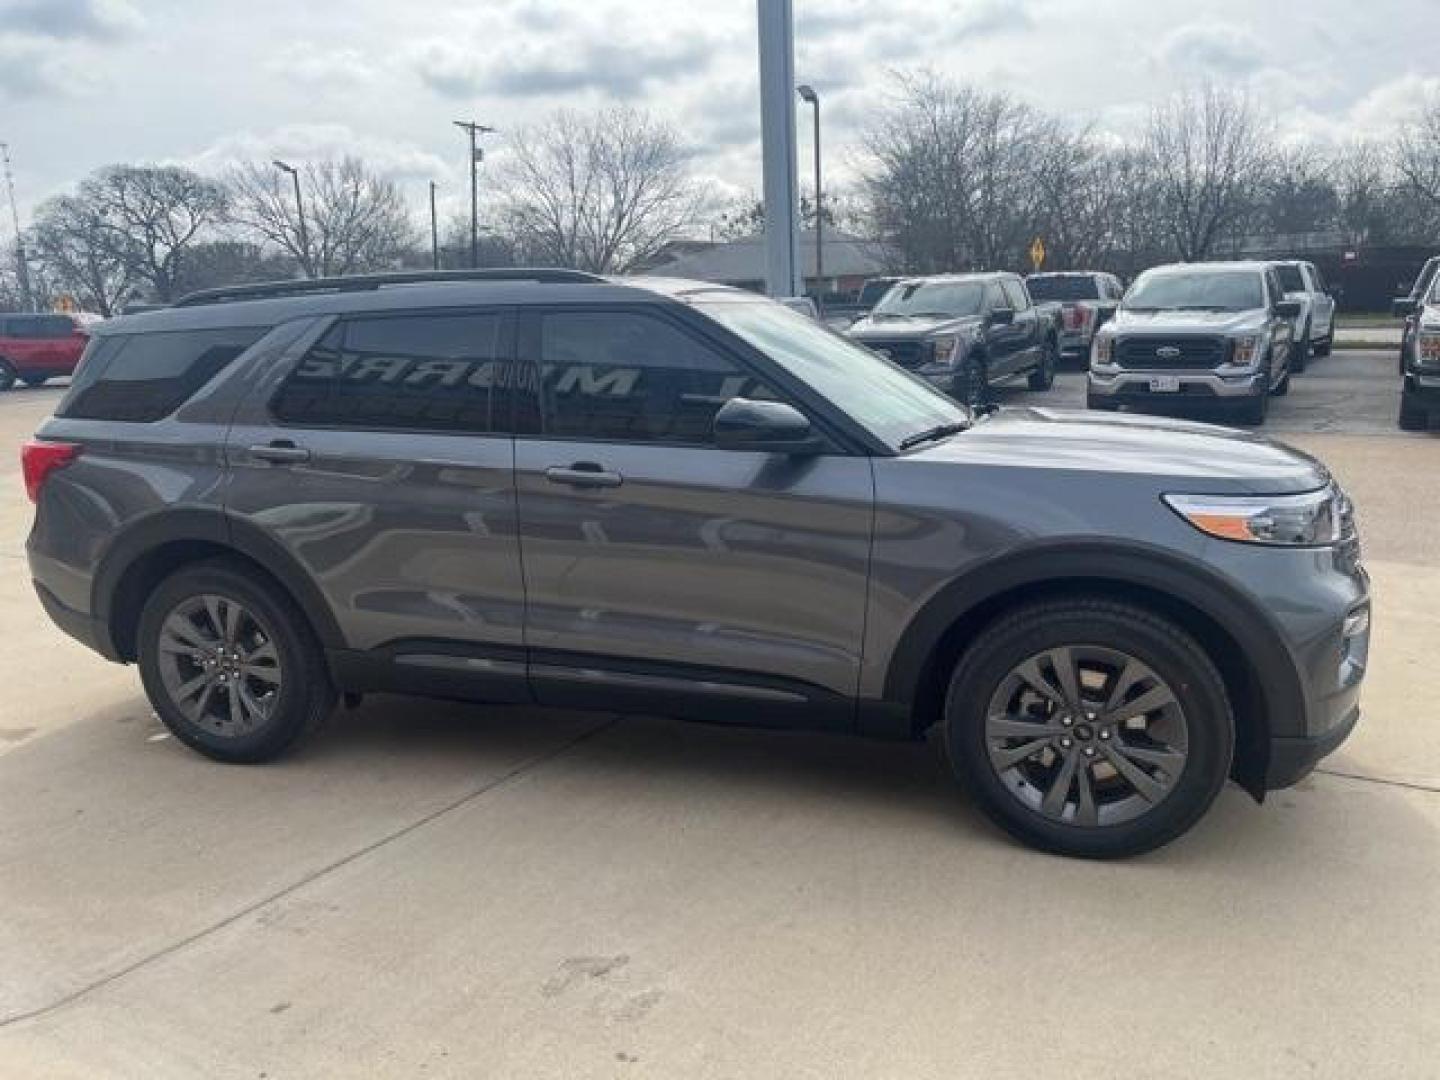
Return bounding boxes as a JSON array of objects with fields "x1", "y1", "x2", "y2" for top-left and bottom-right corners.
[{"x1": 57, "y1": 326, "x2": 266, "y2": 422}]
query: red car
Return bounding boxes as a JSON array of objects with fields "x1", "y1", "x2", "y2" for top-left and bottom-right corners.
[{"x1": 0, "y1": 312, "x2": 97, "y2": 390}]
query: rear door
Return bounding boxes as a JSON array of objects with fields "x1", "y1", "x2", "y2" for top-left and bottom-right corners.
[
  {"x1": 996, "y1": 278, "x2": 1038, "y2": 375},
  {"x1": 1306, "y1": 264, "x2": 1336, "y2": 337},
  {"x1": 2, "y1": 314, "x2": 76, "y2": 375},
  {"x1": 512, "y1": 303, "x2": 873, "y2": 727},
  {"x1": 225, "y1": 307, "x2": 532, "y2": 701}
]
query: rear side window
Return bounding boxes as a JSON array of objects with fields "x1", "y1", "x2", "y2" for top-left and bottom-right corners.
[
  {"x1": 2, "y1": 315, "x2": 73, "y2": 339},
  {"x1": 271, "y1": 311, "x2": 517, "y2": 433},
  {"x1": 1026, "y1": 276, "x2": 1099, "y2": 301},
  {"x1": 1275, "y1": 264, "x2": 1305, "y2": 292},
  {"x1": 57, "y1": 327, "x2": 265, "y2": 422}
]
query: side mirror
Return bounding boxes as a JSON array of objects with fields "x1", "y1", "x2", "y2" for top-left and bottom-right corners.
[
  {"x1": 1275, "y1": 300, "x2": 1302, "y2": 320},
  {"x1": 714, "y1": 398, "x2": 825, "y2": 454},
  {"x1": 989, "y1": 307, "x2": 1015, "y2": 325},
  {"x1": 1393, "y1": 298, "x2": 1419, "y2": 318}
]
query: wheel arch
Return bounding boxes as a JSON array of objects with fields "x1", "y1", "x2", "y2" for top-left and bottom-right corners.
[
  {"x1": 881, "y1": 543, "x2": 1301, "y2": 799},
  {"x1": 93, "y1": 508, "x2": 346, "y2": 663}
]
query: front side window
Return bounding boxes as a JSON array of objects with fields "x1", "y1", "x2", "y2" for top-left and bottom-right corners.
[
  {"x1": 1275, "y1": 264, "x2": 1306, "y2": 293},
  {"x1": 698, "y1": 298, "x2": 967, "y2": 450},
  {"x1": 1001, "y1": 279, "x2": 1030, "y2": 311},
  {"x1": 272, "y1": 311, "x2": 517, "y2": 433},
  {"x1": 58, "y1": 327, "x2": 265, "y2": 422},
  {"x1": 536, "y1": 310, "x2": 780, "y2": 445}
]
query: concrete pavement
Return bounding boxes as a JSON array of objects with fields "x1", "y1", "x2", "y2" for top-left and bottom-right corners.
[{"x1": 1, "y1": 362, "x2": 1437, "y2": 1079}]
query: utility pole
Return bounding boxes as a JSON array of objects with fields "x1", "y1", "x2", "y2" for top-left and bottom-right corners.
[
  {"x1": 271, "y1": 160, "x2": 311, "y2": 277},
  {"x1": 453, "y1": 120, "x2": 496, "y2": 269},
  {"x1": 429, "y1": 181, "x2": 440, "y2": 271},
  {"x1": 1, "y1": 142, "x2": 35, "y2": 311},
  {"x1": 797, "y1": 84, "x2": 823, "y2": 300}
]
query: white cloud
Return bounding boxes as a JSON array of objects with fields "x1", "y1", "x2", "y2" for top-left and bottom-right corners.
[
  {"x1": 183, "y1": 124, "x2": 455, "y2": 186},
  {"x1": 264, "y1": 44, "x2": 378, "y2": 90},
  {"x1": 1158, "y1": 22, "x2": 1267, "y2": 76},
  {"x1": 0, "y1": 0, "x2": 143, "y2": 41}
]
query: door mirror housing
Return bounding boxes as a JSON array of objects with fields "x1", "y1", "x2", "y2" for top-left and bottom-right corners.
[
  {"x1": 1275, "y1": 300, "x2": 1302, "y2": 320},
  {"x1": 714, "y1": 398, "x2": 825, "y2": 454},
  {"x1": 989, "y1": 306, "x2": 1015, "y2": 326},
  {"x1": 1393, "y1": 297, "x2": 1419, "y2": 318}
]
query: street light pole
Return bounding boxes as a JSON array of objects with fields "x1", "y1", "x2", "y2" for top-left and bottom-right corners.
[
  {"x1": 453, "y1": 120, "x2": 496, "y2": 269},
  {"x1": 797, "y1": 85, "x2": 822, "y2": 300},
  {"x1": 429, "y1": 181, "x2": 440, "y2": 271},
  {"x1": 271, "y1": 160, "x2": 310, "y2": 277},
  {"x1": 1, "y1": 142, "x2": 35, "y2": 311}
]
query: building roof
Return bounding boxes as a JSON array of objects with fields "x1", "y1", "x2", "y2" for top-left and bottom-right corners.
[{"x1": 648, "y1": 229, "x2": 894, "y2": 285}]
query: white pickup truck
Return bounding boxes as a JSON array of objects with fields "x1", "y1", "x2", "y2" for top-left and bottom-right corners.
[{"x1": 1271, "y1": 260, "x2": 1336, "y2": 372}]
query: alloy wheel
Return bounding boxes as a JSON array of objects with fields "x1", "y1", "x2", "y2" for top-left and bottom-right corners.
[
  {"x1": 156, "y1": 594, "x2": 283, "y2": 736},
  {"x1": 983, "y1": 645, "x2": 1189, "y2": 827}
]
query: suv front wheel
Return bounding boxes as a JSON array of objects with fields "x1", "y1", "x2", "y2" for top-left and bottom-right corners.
[
  {"x1": 943, "y1": 598, "x2": 1233, "y2": 858},
  {"x1": 137, "y1": 558, "x2": 335, "y2": 763}
]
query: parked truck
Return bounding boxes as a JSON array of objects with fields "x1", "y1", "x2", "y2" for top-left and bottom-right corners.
[{"x1": 1025, "y1": 272, "x2": 1124, "y2": 365}]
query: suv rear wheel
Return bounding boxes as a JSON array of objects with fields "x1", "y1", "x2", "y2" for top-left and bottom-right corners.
[
  {"x1": 137, "y1": 559, "x2": 334, "y2": 762},
  {"x1": 942, "y1": 598, "x2": 1233, "y2": 858},
  {"x1": 0, "y1": 359, "x2": 16, "y2": 392}
]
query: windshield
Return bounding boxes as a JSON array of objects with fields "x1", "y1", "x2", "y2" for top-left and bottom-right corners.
[
  {"x1": 1027, "y1": 276, "x2": 1100, "y2": 301},
  {"x1": 698, "y1": 299, "x2": 968, "y2": 449},
  {"x1": 1123, "y1": 270, "x2": 1265, "y2": 313},
  {"x1": 872, "y1": 281, "x2": 986, "y2": 319},
  {"x1": 1275, "y1": 265, "x2": 1305, "y2": 292}
]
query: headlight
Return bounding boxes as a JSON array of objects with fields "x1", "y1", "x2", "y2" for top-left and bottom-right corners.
[
  {"x1": 927, "y1": 330, "x2": 976, "y2": 368},
  {"x1": 1164, "y1": 487, "x2": 1349, "y2": 546},
  {"x1": 1231, "y1": 335, "x2": 1262, "y2": 366},
  {"x1": 1092, "y1": 335, "x2": 1114, "y2": 366}
]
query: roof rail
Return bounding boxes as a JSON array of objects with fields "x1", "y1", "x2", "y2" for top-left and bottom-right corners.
[{"x1": 173, "y1": 268, "x2": 606, "y2": 308}]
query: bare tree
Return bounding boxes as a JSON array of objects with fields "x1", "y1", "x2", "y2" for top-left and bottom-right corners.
[
  {"x1": 79, "y1": 165, "x2": 229, "y2": 302},
  {"x1": 29, "y1": 193, "x2": 136, "y2": 316},
  {"x1": 227, "y1": 157, "x2": 417, "y2": 278},
  {"x1": 1144, "y1": 86, "x2": 1273, "y2": 261},
  {"x1": 1396, "y1": 93, "x2": 1440, "y2": 234},
  {"x1": 498, "y1": 107, "x2": 704, "y2": 273}
]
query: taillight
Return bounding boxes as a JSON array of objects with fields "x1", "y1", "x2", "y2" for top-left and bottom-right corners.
[
  {"x1": 21, "y1": 440, "x2": 80, "y2": 503},
  {"x1": 1064, "y1": 305, "x2": 1095, "y2": 331}
]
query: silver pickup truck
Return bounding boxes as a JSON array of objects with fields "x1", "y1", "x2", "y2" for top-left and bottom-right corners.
[{"x1": 1026, "y1": 272, "x2": 1124, "y2": 363}]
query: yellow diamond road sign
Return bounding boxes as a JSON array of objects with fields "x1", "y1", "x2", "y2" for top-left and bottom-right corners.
[{"x1": 1029, "y1": 237, "x2": 1046, "y2": 271}]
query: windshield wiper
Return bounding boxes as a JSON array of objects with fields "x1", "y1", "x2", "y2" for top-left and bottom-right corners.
[{"x1": 899, "y1": 421, "x2": 971, "y2": 450}]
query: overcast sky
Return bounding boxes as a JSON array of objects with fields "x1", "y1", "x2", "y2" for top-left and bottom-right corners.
[{"x1": 1, "y1": 0, "x2": 1437, "y2": 230}]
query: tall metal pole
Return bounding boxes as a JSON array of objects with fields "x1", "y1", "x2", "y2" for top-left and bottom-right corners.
[
  {"x1": 757, "y1": 0, "x2": 801, "y2": 298},
  {"x1": 798, "y1": 85, "x2": 822, "y2": 298},
  {"x1": 1, "y1": 142, "x2": 35, "y2": 311},
  {"x1": 429, "y1": 181, "x2": 440, "y2": 271},
  {"x1": 272, "y1": 160, "x2": 310, "y2": 277},
  {"x1": 453, "y1": 121, "x2": 495, "y2": 270}
]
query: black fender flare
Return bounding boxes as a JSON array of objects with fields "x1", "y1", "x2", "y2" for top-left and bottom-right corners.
[
  {"x1": 881, "y1": 540, "x2": 1305, "y2": 736},
  {"x1": 92, "y1": 507, "x2": 347, "y2": 654}
]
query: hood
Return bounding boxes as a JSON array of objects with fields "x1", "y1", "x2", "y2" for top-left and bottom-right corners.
[
  {"x1": 1106, "y1": 307, "x2": 1267, "y2": 336},
  {"x1": 847, "y1": 313, "x2": 983, "y2": 341},
  {"x1": 905, "y1": 406, "x2": 1328, "y2": 494}
]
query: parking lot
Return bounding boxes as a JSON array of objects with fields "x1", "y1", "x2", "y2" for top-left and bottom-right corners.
[{"x1": 1, "y1": 349, "x2": 1437, "y2": 1078}]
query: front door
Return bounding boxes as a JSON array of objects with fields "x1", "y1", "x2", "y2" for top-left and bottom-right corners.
[
  {"x1": 225, "y1": 307, "x2": 531, "y2": 701},
  {"x1": 512, "y1": 305, "x2": 874, "y2": 727}
]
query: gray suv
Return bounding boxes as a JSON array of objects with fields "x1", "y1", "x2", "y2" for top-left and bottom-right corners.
[{"x1": 24, "y1": 270, "x2": 1369, "y2": 858}]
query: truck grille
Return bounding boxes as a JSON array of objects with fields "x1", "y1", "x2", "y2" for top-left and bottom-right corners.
[
  {"x1": 1114, "y1": 336, "x2": 1227, "y2": 370},
  {"x1": 860, "y1": 339, "x2": 927, "y2": 369}
]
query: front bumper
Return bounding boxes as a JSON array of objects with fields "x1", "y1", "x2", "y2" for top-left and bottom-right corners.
[
  {"x1": 1060, "y1": 330, "x2": 1091, "y2": 357},
  {"x1": 1268, "y1": 705, "x2": 1360, "y2": 788},
  {"x1": 1088, "y1": 367, "x2": 1268, "y2": 402}
]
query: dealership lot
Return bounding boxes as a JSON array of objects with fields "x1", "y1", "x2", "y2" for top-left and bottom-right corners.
[{"x1": 1, "y1": 351, "x2": 1437, "y2": 1077}]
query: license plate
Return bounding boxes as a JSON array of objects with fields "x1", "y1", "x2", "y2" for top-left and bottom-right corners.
[{"x1": 1149, "y1": 376, "x2": 1181, "y2": 392}]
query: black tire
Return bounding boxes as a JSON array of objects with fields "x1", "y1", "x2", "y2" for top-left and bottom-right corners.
[
  {"x1": 0, "y1": 359, "x2": 16, "y2": 392},
  {"x1": 137, "y1": 558, "x2": 335, "y2": 763},
  {"x1": 1290, "y1": 323, "x2": 1309, "y2": 373},
  {"x1": 1027, "y1": 337, "x2": 1057, "y2": 391},
  {"x1": 1085, "y1": 392, "x2": 1118, "y2": 412},
  {"x1": 1314, "y1": 334, "x2": 1332, "y2": 358},
  {"x1": 943, "y1": 598, "x2": 1233, "y2": 859},
  {"x1": 1235, "y1": 390, "x2": 1268, "y2": 425},
  {"x1": 1272, "y1": 366, "x2": 1291, "y2": 397},
  {"x1": 960, "y1": 351, "x2": 990, "y2": 408},
  {"x1": 1399, "y1": 390, "x2": 1429, "y2": 432},
  {"x1": 21, "y1": 375, "x2": 50, "y2": 388}
]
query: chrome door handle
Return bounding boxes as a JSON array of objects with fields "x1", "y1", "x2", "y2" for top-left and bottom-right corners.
[
  {"x1": 249, "y1": 442, "x2": 311, "y2": 464},
  {"x1": 544, "y1": 464, "x2": 622, "y2": 489}
]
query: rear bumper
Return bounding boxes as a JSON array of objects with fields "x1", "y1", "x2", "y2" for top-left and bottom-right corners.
[{"x1": 33, "y1": 581, "x2": 122, "y2": 661}]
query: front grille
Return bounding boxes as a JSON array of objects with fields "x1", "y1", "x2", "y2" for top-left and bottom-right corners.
[
  {"x1": 1114, "y1": 336, "x2": 1227, "y2": 370},
  {"x1": 860, "y1": 339, "x2": 928, "y2": 369}
]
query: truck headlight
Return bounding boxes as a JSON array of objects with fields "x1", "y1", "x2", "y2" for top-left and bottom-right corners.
[
  {"x1": 1418, "y1": 331, "x2": 1440, "y2": 369},
  {"x1": 1164, "y1": 487, "x2": 1349, "y2": 546},
  {"x1": 1091, "y1": 335, "x2": 1114, "y2": 366},
  {"x1": 1231, "y1": 335, "x2": 1262, "y2": 366},
  {"x1": 927, "y1": 330, "x2": 977, "y2": 369}
]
